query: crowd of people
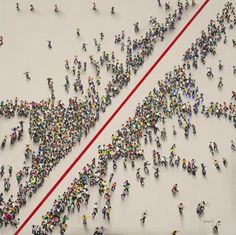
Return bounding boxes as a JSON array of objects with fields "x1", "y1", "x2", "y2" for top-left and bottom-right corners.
[
  {"x1": 0, "y1": 1, "x2": 235, "y2": 234},
  {"x1": 0, "y1": 0, "x2": 197, "y2": 231},
  {"x1": 29, "y1": 1, "x2": 235, "y2": 234},
  {"x1": 63, "y1": 0, "x2": 191, "y2": 98}
]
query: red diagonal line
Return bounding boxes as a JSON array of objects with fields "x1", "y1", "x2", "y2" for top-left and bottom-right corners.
[{"x1": 15, "y1": 1, "x2": 209, "y2": 234}]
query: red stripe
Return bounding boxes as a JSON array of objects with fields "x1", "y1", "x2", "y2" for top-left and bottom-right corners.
[{"x1": 15, "y1": 1, "x2": 209, "y2": 233}]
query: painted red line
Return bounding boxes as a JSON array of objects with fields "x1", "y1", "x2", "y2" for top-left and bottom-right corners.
[{"x1": 15, "y1": 1, "x2": 209, "y2": 234}]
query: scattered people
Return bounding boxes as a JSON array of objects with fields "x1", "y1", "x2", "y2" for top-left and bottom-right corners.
[{"x1": 0, "y1": 2, "x2": 235, "y2": 235}]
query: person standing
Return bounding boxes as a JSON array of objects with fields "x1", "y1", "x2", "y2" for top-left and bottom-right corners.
[
  {"x1": 23, "y1": 72, "x2": 31, "y2": 80},
  {"x1": 233, "y1": 65, "x2": 236, "y2": 74},
  {"x1": 218, "y1": 77, "x2": 223, "y2": 88},
  {"x1": 0, "y1": 36, "x2": 3, "y2": 46},
  {"x1": 82, "y1": 43, "x2": 87, "y2": 51},
  {"x1": 178, "y1": 203, "x2": 184, "y2": 214},
  {"x1": 171, "y1": 231, "x2": 179, "y2": 235},
  {"x1": 54, "y1": 4, "x2": 59, "y2": 13},
  {"x1": 140, "y1": 211, "x2": 147, "y2": 224},
  {"x1": 213, "y1": 221, "x2": 221, "y2": 233},
  {"x1": 16, "y1": 3, "x2": 20, "y2": 11},
  {"x1": 47, "y1": 40, "x2": 52, "y2": 49},
  {"x1": 82, "y1": 214, "x2": 89, "y2": 225},
  {"x1": 30, "y1": 4, "x2": 34, "y2": 11},
  {"x1": 232, "y1": 39, "x2": 236, "y2": 47},
  {"x1": 92, "y1": 2, "x2": 97, "y2": 11},
  {"x1": 100, "y1": 32, "x2": 104, "y2": 40},
  {"x1": 77, "y1": 28, "x2": 80, "y2": 37},
  {"x1": 111, "y1": 6, "x2": 115, "y2": 14}
]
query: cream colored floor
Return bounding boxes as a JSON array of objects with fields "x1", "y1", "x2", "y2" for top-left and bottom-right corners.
[{"x1": 0, "y1": 1, "x2": 236, "y2": 235}]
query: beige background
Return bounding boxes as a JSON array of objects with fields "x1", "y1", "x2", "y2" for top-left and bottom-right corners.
[{"x1": 0, "y1": 0, "x2": 236, "y2": 234}]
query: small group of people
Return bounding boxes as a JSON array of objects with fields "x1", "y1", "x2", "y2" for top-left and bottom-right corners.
[
  {"x1": 0, "y1": 165, "x2": 13, "y2": 193},
  {"x1": 1, "y1": 121, "x2": 24, "y2": 148},
  {"x1": 15, "y1": 3, "x2": 59, "y2": 12},
  {"x1": 157, "y1": 0, "x2": 196, "y2": 9},
  {"x1": 92, "y1": 2, "x2": 115, "y2": 14}
]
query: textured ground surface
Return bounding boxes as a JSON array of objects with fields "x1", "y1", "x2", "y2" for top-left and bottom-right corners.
[{"x1": 0, "y1": 1, "x2": 236, "y2": 234}]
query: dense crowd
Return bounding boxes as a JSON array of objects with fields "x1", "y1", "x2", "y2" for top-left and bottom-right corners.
[
  {"x1": 29, "y1": 2, "x2": 235, "y2": 234},
  {"x1": 0, "y1": 1, "x2": 197, "y2": 231}
]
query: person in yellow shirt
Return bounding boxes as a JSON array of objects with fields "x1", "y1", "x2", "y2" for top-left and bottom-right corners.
[{"x1": 81, "y1": 214, "x2": 90, "y2": 225}]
